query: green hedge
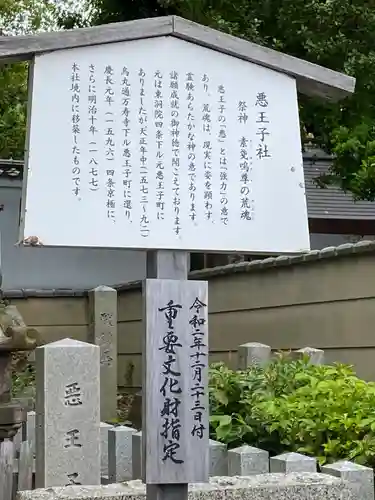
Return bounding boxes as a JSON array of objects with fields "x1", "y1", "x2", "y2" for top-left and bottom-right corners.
[{"x1": 209, "y1": 354, "x2": 375, "y2": 467}]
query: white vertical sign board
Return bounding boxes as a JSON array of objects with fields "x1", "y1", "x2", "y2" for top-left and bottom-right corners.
[
  {"x1": 23, "y1": 36, "x2": 309, "y2": 254},
  {"x1": 143, "y1": 279, "x2": 209, "y2": 483}
]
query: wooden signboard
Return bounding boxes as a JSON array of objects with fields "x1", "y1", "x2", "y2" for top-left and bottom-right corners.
[
  {"x1": 22, "y1": 35, "x2": 310, "y2": 254},
  {"x1": 143, "y1": 278, "x2": 209, "y2": 484}
]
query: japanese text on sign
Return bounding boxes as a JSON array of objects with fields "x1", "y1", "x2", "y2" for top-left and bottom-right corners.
[
  {"x1": 25, "y1": 37, "x2": 309, "y2": 253},
  {"x1": 143, "y1": 279, "x2": 209, "y2": 484}
]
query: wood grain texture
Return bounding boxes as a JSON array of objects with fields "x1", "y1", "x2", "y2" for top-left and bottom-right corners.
[
  {"x1": 142, "y1": 278, "x2": 209, "y2": 484},
  {"x1": 0, "y1": 16, "x2": 354, "y2": 100},
  {"x1": 0, "y1": 17, "x2": 173, "y2": 63},
  {"x1": 0, "y1": 440, "x2": 14, "y2": 500}
]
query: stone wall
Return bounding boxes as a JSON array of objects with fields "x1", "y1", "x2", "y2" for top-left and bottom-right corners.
[
  {"x1": 16, "y1": 474, "x2": 360, "y2": 500},
  {"x1": 8, "y1": 240, "x2": 375, "y2": 391}
]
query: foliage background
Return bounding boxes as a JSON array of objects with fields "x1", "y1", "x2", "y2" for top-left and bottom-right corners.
[
  {"x1": 209, "y1": 355, "x2": 375, "y2": 467},
  {"x1": 0, "y1": 0, "x2": 58, "y2": 159},
  {"x1": 2, "y1": 0, "x2": 375, "y2": 200},
  {"x1": 12, "y1": 351, "x2": 375, "y2": 468},
  {"x1": 60, "y1": 0, "x2": 375, "y2": 200},
  {"x1": 0, "y1": 0, "x2": 85, "y2": 159}
]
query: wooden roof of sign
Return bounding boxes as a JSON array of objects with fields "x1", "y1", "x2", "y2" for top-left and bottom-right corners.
[{"x1": 0, "y1": 16, "x2": 355, "y2": 101}]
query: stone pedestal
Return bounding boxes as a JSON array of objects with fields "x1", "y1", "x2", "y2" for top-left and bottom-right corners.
[
  {"x1": 237, "y1": 343, "x2": 271, "y2": 369},
  {"x1": 293, "y1": 347, "x2": 325, "y2": 365},
  {"x1": 35, "y1": 338, "x2": 101, "y2": 488},
  {"x1": 0, "y1": 400, "x2": 25, "y2": 439},
  {"x1": 0, "y1": 351, "x2": 25, "y2": 439}
]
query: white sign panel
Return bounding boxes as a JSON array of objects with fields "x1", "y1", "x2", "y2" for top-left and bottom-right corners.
[{"x1": 23, "y1": 36, "x2": 310, "y2": 253}]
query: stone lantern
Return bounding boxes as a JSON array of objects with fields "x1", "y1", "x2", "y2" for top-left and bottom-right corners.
[{"x1": 0, "y1": 302, "x2": 40, "y2": 441}]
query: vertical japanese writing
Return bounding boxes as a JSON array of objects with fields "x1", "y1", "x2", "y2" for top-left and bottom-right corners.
[
  {"x1": 104, "y1": 66, "x2": 116, "y2": 221},
  {"x1": 202, "y1": 74, "x2": 212, "y2": 221},
  {"x1": 170, "y1": 71, "x2": 181, "y2": 235},
  {"x1": 99, "y1": 312, "x2": 114, "y2": 367},
  {"x1": 64, "y1": 383, "x2": 82, "y2": 407},
  {"x1": 100, "y1": 312, "x2": 114, "y2": 324},
  {"x1": 217, "y1": 85, "x2": 228, "y2": 225},
  {"x1": 139, "y1": 68, "x2": 149, "y2": 237},
  {"x1": 158, "y1": 300, "x2": 184, "y2": 465},
  {"x1": 189, "y1": 297, "x2": 207, "y2": 440},
  {"x1": 121, "y1": 67, "x2": 132, "y2": 221},
  {"x1": 186, "y1": 72, "x2": 197, "y2": 222},
  {"x1": 98, "y1": 345, "x2": 113, "y2": 366},
  {"x1": 154, "y1": 70, "x2": 165, "y2": 221},
  {"x1": 66, "y1": 473, "x2": 81, "y2": 486},
  {"x1": 63, "y1": 382, "x2": 83, "y2": 486},
  {"x1": 88, "y1": 65, "x2": 99, "y2": 193},
  {"x1": 71, "y1": 63, "x2": 80, "y2": 198},
  {"x1": 238, "y1": 100, "x2": 253, "y2": 221},
  {"x1": 64, "y1": 429, "x2": 82, "y2": 449},
  {"x1": 202, "y1": 74, "x2": 209, "y2": 94},
  {"x1": 255, "y1": 92, "x2": 271, "y2": 160}
]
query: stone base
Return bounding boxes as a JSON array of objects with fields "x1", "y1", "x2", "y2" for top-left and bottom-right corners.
[
  {"x1": 12, "y1": 396, "x2": 35, "y2": 412},
  {"x1": 16, "y1": 474, "x2": 358, "y2": 500},
  {"x1": 0, "y1": 401, "x2": 25, "y2": 439}
]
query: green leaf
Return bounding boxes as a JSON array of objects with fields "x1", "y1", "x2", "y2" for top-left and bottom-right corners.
[
  {"x1": 213, "y1": 389, "x2": 229, "y2": 406},
  {"x1": 210, "y1": 415, "x2": 232, "y2": 426}
]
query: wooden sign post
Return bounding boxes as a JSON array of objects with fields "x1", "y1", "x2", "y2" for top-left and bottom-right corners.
[
  {"x1": 143, "y1": 250, "x2": 209, "y2": 500},
  {"x1": 0, "y1": 12, "x2": 354, "y2": 496}
]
